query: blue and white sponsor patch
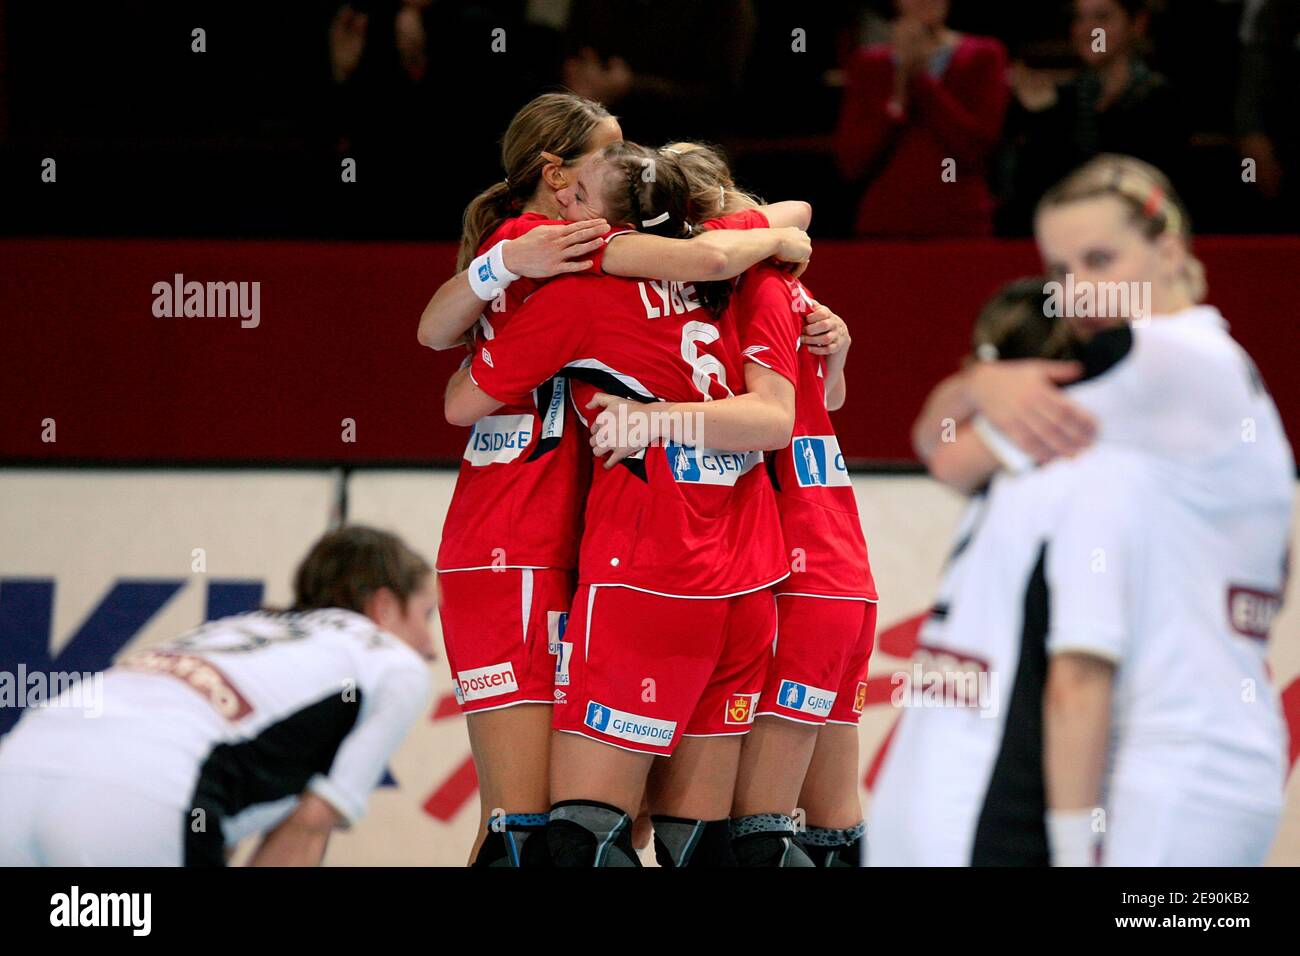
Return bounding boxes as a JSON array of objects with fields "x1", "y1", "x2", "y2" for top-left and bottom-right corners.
[
  {"x1": 537, "y1": 378, "x2": 566, "y2": 443},
  {"x1": 584, "y1": 700, "x2": 677, "y2": 746},
  {"x1": 665, "y1": 443, "x2": 761, "y2": 486},
  {"x1": 546, "y1": 610, "x2": 568, "y2": 655},
  {"x1": 776, "y1": 679, "x2": 836, "y2": 718},
  {"x1": 554, "y1": 641, "x2": 573, "y2": 687},
  {"x1": 463, "y1": 413, "x2": 534, "y2": 466},
  {"x1": 791, "y1": 435, "x2": 851, "y2": 487}
]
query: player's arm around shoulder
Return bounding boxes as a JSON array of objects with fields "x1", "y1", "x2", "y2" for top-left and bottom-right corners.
[
  {"x1": 417, "y1": 219, "x2": 607, "y2": 351},
  {"x1": 757, "y1": 200, "x2": 812, "y2": 230},
  {"x1": 602, "y1": 227, "x2": 810, "y2": 281}
]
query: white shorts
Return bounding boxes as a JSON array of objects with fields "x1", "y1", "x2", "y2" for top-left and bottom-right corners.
[
  {"x1": 1103, "y1": 779, "x2": 1281, "y2": 866},
  {"x1": 0, "y1": 771, "x2": 185, "y2": 866}
]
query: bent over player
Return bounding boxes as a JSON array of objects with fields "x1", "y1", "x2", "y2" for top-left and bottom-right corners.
[{"x1": 0, "y1": 526, "x2": 435, "y2": 866}]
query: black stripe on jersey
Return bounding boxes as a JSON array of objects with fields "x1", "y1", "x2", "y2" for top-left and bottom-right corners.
[
  {"x1": 620, "y1": 455, "x2": 648, "y2": 482},
  {"x1": 183, "y1": 691, "x2": 363, "y2": 866},
  {"x1": 765, "y1": 451, "x2": 782, "y2": 492},
  {"x1": 557, "y1": 367, "x2": 656, "y2": 482},
  {"x1": 558, "y1": 367, "x2": 657, "y2": 404},
  {"x1": 944, "y1": 492, "x2": 986, "y2": 568},
  {"x1": 948, "y1": 534, "x2": 974, "y2": 564},
  {"x1": 970, "y1": 544, "x2": 1050, "y2": 866}
]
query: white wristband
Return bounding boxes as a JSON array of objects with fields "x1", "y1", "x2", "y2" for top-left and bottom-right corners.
[
  {"x1": 1047, "y1": 809, "x2": 1100, "y2": 866},
  {"x1": 467, "y1": 240, "x2": 520, "y2": 302},
  {"x1": 972, "y1": 413, "x2": 1035, "y2": 474}
]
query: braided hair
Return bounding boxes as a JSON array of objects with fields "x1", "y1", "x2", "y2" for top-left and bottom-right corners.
[{"x1": 598, "y1": 141, "x2": 734, "y2": 315}]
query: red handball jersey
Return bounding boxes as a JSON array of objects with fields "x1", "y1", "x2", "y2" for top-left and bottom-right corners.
[
  {"x1": 732, "y1": 265, "x2": 877, "y2": 599},
  {"x1": 470, "y1": 272, "x2": 789, "y2": 598},
  {"x1": 437, "y1": 213, "x2": 620, "y2": 572},
  {"x1": 704, "y1": 208, "x2": 771, "y2": 230}
]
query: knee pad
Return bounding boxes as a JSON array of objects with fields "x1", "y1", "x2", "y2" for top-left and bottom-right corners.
[
  {"x1": 546, "y1": 801, "x2": 641, "y2": 867},
  {"x1": 796, "y1": 822, "x2": 866, "y2": 867},
  {"x1": 651, "y1": 816, "x2": 736, "y2": 867},
  {"x1": 731, "y1": 813, "x2": 815, "y2": 867},
  {"x1": 471, "y1": 813, "x2": 550, "y2": 868}
]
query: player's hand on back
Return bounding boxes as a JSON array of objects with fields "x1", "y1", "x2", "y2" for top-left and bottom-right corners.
[
  {"x1": 500, "y1": 219, "x2": 609, "y2": 278},
  {"x1": 968, "y1": 360, "x2": 1097, "y2": 463},
  {"x1": 588, "y1": 393, "x2": 652, "y2": 468},
  {"x1": 801, "y1": 303, "x2": 850, "y2": 355}
]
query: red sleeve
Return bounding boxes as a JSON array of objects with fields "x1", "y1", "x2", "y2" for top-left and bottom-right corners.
[
  {"x1": 698, "y1": 209, "x2": 771, "y2": 231},
  {"x1": 907, "y1": 37, "x2": 1009, "y2": 164},
  {"x1": 482, "y1": 213, "x2": 562, "y2": 251},
  {"x1": 469, "y1": 281, "x2": 586, "y2": 406},
  {"x1": 834, "y1": 46, "x2": 901, "y2": 181},
  {"x1": 735, "y1": 267, "x2": 801, "y2": 387},
  {"x1": 485, "y1": 215, "x2": 623, "y2": 282}
]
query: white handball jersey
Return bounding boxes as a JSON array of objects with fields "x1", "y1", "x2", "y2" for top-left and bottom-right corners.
[
  {"x1": 871, "y1": 307, "x2": 1294, "y2": 866},
  {"x1": 1066, "y1": 306, "x2": 1294, "y2": 518},
  {"x1": 1053, "y1": 308, "x2": 1293, "y2": 845},
  {"x1": 869, "y1": 453, "x2": 1076, "y2": 867},
  {"x1": 0, "y1": 609, "x2": 431, "y2": 857}
]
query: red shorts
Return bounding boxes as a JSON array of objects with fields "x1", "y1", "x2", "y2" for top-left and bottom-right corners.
[
  {"x1": 759, "y1": 594, "x2": 877, "y2": 726},
  {"x1": 437, "y1": 567, "x2": 575, "y2": 714},
  {"x1": 552, "y1": 584, "x2": 776, "y2": 755}
]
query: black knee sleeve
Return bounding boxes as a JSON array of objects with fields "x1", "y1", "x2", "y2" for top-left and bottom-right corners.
[
  {"x1": 546, "y1": 801, "x2": 641, "y2": 867},
  {"x1": 796, "y1": 822, "x2": 866, "y2": 867},
  {"x1": 651, "y1": 816, "x2": 736, "y2": 867},
  {"x1": 471, "y1": 813, "x2": 551, "y2": 868},
  {"x1": 731, "y1": 813, "x2": 815, "y2": 867}
]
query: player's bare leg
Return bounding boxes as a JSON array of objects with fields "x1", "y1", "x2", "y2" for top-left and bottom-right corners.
[
  {"x1": 464, "y1": 703, "x2": 552, "y2": 866},
  {"x1": 795, "y1": 722, "x2": 866, "y2": 865},
  {"x1": 546, "y1": 731, "x2": 653, "y2": 866},
  {"x1": 642, "y1": 736, "x2": 743, "y2": 866},
  {"x1": 729, "y1": 716, "x2": 819, "y2": 866},
  {"x1": 649, "y1": 736, "x2": 742, "y2": 820}
]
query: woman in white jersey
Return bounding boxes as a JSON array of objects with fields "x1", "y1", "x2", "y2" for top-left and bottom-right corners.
[
  {"x1": 895, "y1": 155, "x2": 1294, "y2": 866},
  {"x1": 0, "y1": 526, "x2": 436, "y2": 867}
]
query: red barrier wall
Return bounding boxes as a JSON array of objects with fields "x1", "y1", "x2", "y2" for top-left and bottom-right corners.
[{"x1": 2, "y1": 236, "x2": 1297, "y2": 464}]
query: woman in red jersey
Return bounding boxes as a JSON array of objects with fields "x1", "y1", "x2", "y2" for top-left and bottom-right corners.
[
  {"x1": 421, "y1": 96, "x2": 811, "y2": 867},
  {"x1": 588, "y1": 144, "x2": 876, "y2": 867},
  {"x1": 445, "y1": 144, "x2": 802, "y2": 866}
]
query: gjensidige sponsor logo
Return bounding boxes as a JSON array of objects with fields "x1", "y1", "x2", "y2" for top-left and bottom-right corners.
[
  {"x1": 666, "y1": 443, "x2": 761, "y2": 486},
  {"x1": 464, "y1": 414, "x2": 534, "y2": 466},
  {"x1": 50, "y1": 886, "x2": 151, "y2": 936},
  {"x1": 775, "y1": 679, "x2": 836, "y2": 718},
  {"x1": 584, "y1": 700, "x2": 676, "y2": 746},
  {"x1": 792, "y1": 436, "x2": 851, "y2": 488}
]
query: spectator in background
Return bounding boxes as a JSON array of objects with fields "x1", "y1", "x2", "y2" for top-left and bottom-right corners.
[
  {"x1": 835, "y1": 0, "x2": 1009, "y2": 237},
  {"x1": 327, "y1": 1, "x2": 563, "y2": 231},
  {"x1": 561, "y1": 0, "x2": 756, "y2": 145},
  {"x1": 1000, "y1": 0, "x2": 1186, "y2": 234},
  {"x1": 1236, "y1": 0, "x2": 1300, "y2": 228}
]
